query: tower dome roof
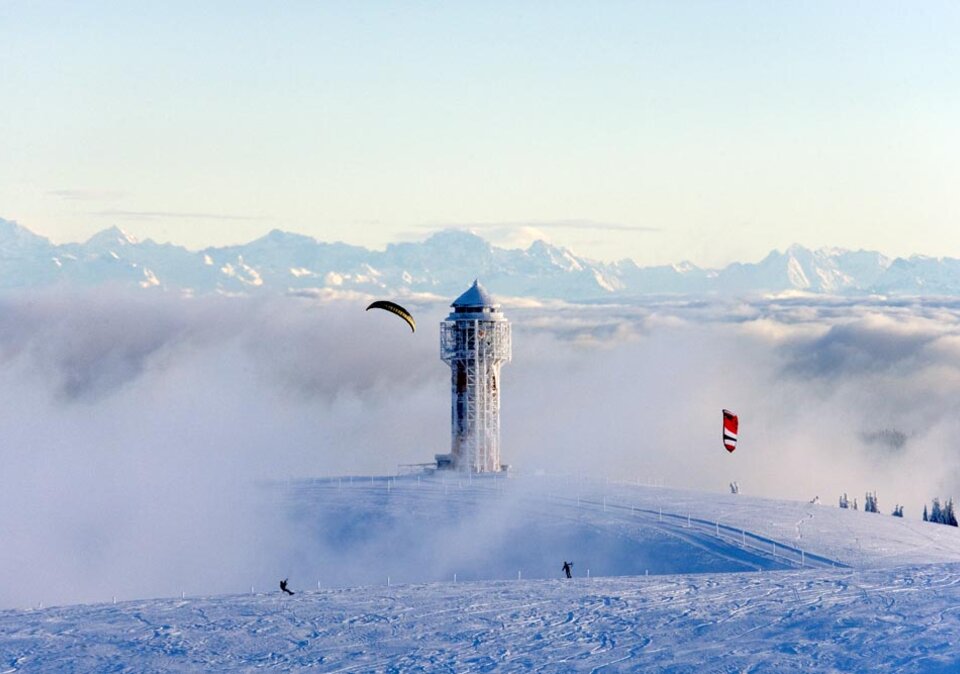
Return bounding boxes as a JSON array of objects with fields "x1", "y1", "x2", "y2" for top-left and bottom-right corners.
[{"x1": 451, "y1": 279, "x2": 497, "y2": 309}]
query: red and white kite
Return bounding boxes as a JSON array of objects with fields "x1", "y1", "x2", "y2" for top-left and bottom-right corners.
[{"x1": 722, "y1": 409, "x2": 739, "y2": 453}]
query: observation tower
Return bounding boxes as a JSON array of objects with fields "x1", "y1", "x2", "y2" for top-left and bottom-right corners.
[{"x1": 438, "y1": 280, "x2": 512, "y2": 473}]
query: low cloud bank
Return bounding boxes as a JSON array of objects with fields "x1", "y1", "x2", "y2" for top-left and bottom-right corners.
[{"x1": 2, "y1": 291, "x2": 960, "y2": 607}]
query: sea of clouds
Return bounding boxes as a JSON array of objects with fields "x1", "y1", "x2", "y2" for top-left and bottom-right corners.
[{"x1": 2, "y1": 289, "x2": 960, "y2": 608}]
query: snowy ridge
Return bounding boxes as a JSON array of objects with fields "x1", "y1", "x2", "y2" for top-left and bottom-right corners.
[
  {"x1": 4, "y1": 475, "x2": 960, "y2": 671},
  {"x1": 3, "y1": 217, "x2": 960, "y2": 298}
]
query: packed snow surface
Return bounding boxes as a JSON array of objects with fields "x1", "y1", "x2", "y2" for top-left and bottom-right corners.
[{"x1": 3, "y1": 475, "x2": 960, "y2": 672}]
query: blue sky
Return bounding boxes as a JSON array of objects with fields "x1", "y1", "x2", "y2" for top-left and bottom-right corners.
[{"x1": 1, "y1": 1, "x2": 958, "y2": 266}]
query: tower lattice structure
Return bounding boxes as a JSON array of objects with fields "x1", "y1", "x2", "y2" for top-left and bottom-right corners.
[{"x1": 440, "y1": 280, "x2": 511, "y2": 473}]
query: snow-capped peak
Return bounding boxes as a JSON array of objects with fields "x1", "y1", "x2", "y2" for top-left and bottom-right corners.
[{"x1": 85, "y1": 226, "x2": 139, "y2": 247}]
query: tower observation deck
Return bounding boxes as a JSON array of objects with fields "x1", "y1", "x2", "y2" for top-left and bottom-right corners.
[{"x1": 439, "y1": 280, "x2": 512, "y2": 473}]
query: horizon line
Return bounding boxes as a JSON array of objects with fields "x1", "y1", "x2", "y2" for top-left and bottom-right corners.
[{"x1": 0, "y1": 215, "x2": 945, "y2": 269}]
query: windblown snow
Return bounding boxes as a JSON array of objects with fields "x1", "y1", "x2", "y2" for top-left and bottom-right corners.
[{"x1": 3, "y1": 475, "x2": 960, "y2": 672}]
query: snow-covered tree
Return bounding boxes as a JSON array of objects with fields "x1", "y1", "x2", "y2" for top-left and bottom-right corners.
[
  {"x1": 931, "y1": 498, "x2": 943, "y2": 524},
  {"x1": 892, "y1": 504, "x2": 903, "y2": 518},
  {"x1": 839, "y1": 493, "x2": 849, "y2": 509},
  {"x1": 924, "y1": 498, "x2": 958, "y2": 526},
  {"x1": 864, "y1": 492, "x2": 879, "y2": 513},
  {"x1": 923, "y1": 505, "x2": 929, "y2": 522},
  {"x1": 946, "y1": 499, "x2": 958, "y2": 527}
]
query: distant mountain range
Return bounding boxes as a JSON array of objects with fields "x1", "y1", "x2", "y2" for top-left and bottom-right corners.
[{"x1": 2, "y1": 217, "x2": 959, "y2": 299}]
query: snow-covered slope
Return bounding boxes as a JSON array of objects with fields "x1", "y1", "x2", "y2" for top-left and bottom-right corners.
[
  {"x1": 3, "y1": 475, "x2": 960, "y2": 672},
  {"x1": 4, "y1": 564, "x2": 958, "y2": 673},
  {"x1": 277, "y1": 476, "x2": 960, "y2": 586}
]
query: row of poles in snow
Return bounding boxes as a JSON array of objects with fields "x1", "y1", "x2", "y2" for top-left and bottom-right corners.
[
  {"x1": 245, "y1": 565, "x2": 632, "y2": 597},
  {"x1": 570, "y1": 494, "x2": 819, "y2": 570},
  {"x1": 316, "y1": 473, "x2": 668, "y2": 490}
]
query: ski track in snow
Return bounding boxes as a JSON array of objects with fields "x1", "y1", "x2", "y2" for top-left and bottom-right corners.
[{"x1": 3, "y1": 475, "x2": 960, "y2": 672}]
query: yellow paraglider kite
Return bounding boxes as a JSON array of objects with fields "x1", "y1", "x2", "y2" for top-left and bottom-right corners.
[{"x1": 366, "y1": 300, "x2": 416, "y2": 333}]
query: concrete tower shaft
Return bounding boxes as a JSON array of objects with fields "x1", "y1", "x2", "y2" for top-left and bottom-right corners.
[{"x1": 440, "y1": 280, "x2": 511, "y2": 473}]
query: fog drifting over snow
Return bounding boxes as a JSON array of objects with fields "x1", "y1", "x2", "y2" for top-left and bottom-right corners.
[{"x1": 3, "y1": 290, "x2": 960, "y2": 608}]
